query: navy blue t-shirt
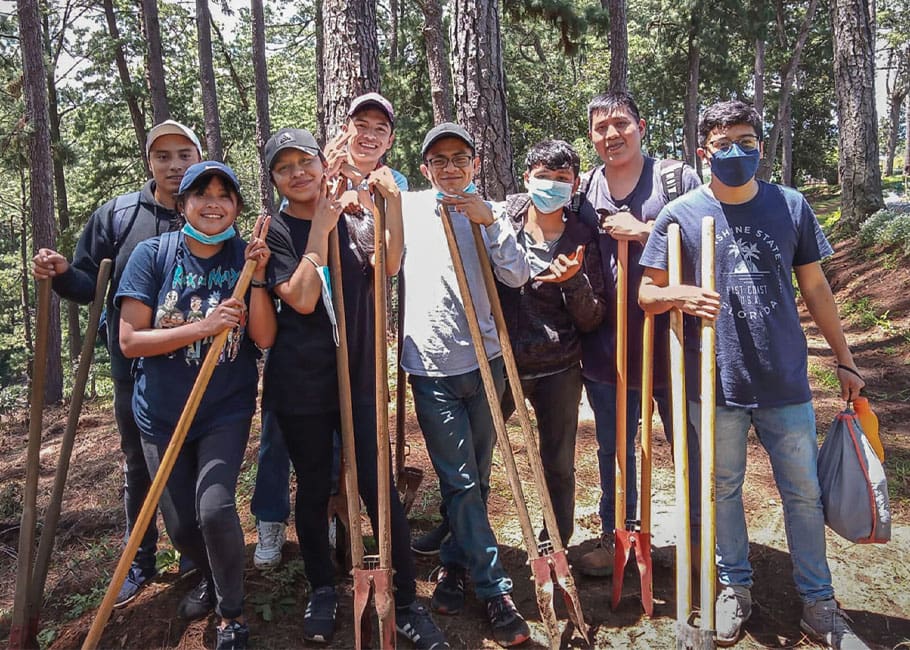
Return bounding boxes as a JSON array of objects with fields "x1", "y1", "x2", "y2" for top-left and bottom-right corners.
[
  {"x1": 640, "y1": 182, "x2": 833, "y2": 408},
  {"x1": 115, "y1": 233, "x2": 259, "y2": 440}
]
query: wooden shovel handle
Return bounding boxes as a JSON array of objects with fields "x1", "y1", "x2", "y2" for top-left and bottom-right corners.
[
  {"x1": 373, "y1": 195, "x2": 392, "y2": 570},
  {"x1": 699, "y1": 216, "x2": 717, "y2": 631},
  {"x1": 615, "y1": 239, "x2": 629, "y2": 533}
]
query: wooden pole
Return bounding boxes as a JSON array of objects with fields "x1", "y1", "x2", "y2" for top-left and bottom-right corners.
[
  {"x1": 373, "y1": 196, "x2": 392, "y2": 571},
  {"x1": 82, "y1": 259, "x2": 256, "y2": 650},
  {"x1": 699, "y1": 217, "x2": 717, "y2": 633},
  {"x1": 640, "y1": 312, "x2": 654, "y2": 537},
  {"x1": 615, "y1": 239, "x2": 629, "y2": 535}
]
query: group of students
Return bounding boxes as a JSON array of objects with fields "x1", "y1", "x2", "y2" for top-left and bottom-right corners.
[{"x1": 31, "y1": 90, "x2": 869, "y2": 650}]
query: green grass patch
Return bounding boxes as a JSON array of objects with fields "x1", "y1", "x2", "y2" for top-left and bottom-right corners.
[
  {"x1": 840, "y1": 297, "x2": 899, "y2": 335},
  {"x1": 801, "y1": 184, "x2": 842, "y2": 231},
  {"x1": 808, "y1": 361, "x2": 840, "y2": 393}
]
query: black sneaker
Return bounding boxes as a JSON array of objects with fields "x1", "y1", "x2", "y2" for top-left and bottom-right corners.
[
  {"x1": 396, "y1": 601, "x2": 450, "y2": 649},
  {"x1": 178, "y1": 578, "x2": 215, "y2": 620},
  {"x1": 114, "y1": 564, "x2": 157, "y2": 608},
  {"x1": 215, "y1": 620, "x2": 249, "y2": 650},
  {"x1": 303, "y1": 585, "x2": 337, "y2": 644},
  {"x1": 411, "y1": 522, "x2": 450, "y2": 556},
  {"x1": 430, "y1": 565, "x2": 466, "y2": 615},
  {"x1": 486, "y1": 594, "x2": 530, "y2": 647}
]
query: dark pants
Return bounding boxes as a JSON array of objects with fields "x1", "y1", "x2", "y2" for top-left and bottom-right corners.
[
  {"x1": 501, "y1": 364, "x2": 582, "y2": 545},
  {"x1": 141, "y1": 418, "x2": 250, "y2": 619},
  {"x1": 250, "y1": 410, "x2": 291, "y2": 523},
  {"x1": 113, "y1": 377, "x2": 158, "y2": 570},
  {"x1": 278, "y1": 404, "x2": 417, "y2": 607}
]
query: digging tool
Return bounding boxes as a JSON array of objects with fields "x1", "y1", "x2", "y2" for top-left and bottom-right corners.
[
  {"x1": 637, "y1": 312, "x2": 655, "y2": 616},
  {"x1": 82, "y1": 257, "x2": 257, "y2": 650},
  {"x1": 394, "y1": 265, "x2": 423, "y2": 514},
  {"x1": 439, "y1": 206, "x2": 588, "y2": 649},
  {"x1": 28, "y1": 260, "x2": 112, "y2": 640},
  {"x1": 10, "y1": 279, "x2": 51, "y2": 650}
]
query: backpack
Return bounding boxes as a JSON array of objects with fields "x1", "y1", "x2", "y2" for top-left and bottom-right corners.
[
  {"x1": 570, "y1": 158, "x2": 687, "y2": 212},
  {"x1": 109, "y1": 191, "x2": 143, "y2": 248}
]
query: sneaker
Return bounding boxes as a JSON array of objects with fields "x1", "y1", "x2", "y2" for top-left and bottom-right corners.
[
  {"x1": 303, "y1": 585, "x2": 338, "y2": 644},
  {"x1": 715, "y1": 585, "x2": 752, "y2": 647},
  {"x1": 800, "y1": 598, "x2": 869, "y2": 649},
  {"x1": 396, "y1": 601, "x2": 450, "y2": 649},
  {"x1": 178, "y1": 578, "x2": 215, "y2": 620},
  {"x1": 485, "y1": 594, "x2": 530, "y2": 647},
  {"x1": 114, "y1": 564, "x2": 156, "y2": 608},
  {"x1": 215, "y1": 620, "x2": 249, "y2": 650},
  {"x1": 253, "y1": 521, "x2": 287, "y2": 569},
  {"x1": 411, "y1": 522, "x2": 450, "y2": 556},
  {"x1": 577, "y1": 532, "x2": 614, "y2": 577},
  {"x1": 430, "y1": 565, "x2": 466, "y2": 615}
]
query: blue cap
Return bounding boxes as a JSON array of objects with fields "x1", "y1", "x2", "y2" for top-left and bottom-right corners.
[{"x1": 178, "y1": 161, "x2": 241, "y2": 195}]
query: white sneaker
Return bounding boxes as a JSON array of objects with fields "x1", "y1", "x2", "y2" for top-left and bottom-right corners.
[
  {"x1": 716, "y1": 585, "x2": 752, "y2": 646},
  {"x1": 254, "y1": 520, "x2": 286, "y2": 569}
]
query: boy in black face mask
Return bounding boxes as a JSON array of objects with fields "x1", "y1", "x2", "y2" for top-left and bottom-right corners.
[{"x1": 639, "y1": 100, "x2": 867, "y2": 649}]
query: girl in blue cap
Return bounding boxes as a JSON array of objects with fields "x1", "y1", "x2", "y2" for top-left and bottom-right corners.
[{"x1": 116, "y1": 161, "x2": 275, "y2": 650}]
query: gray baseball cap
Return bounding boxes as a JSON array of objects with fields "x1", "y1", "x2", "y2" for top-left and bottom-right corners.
[
  {"x1": 146, "y1": 120, "x2": 202, "y2": 157},
  {"x1": 348, "y1": 92, "x2": 395, "y2": 127},
  {"x1": 264, "y1": 128, "x2": 321, "y2": 170},
  {"x1": 420, "y1": 122, "x2": 475, "y2": 158}
]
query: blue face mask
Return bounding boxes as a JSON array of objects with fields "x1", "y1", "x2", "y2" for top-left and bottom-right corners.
[
  {"x1": 435, "y1": 181, "x2": 477, "y2": 201},
  {"x1": 708, "y1": 143, "x2": 760, "y2": 187},
  {"x1": 525, "y1": 177, "x2": 574, "y2": 213},
  {"x1": 182, "y1": 222, "x2": 236, "y2": 245}
]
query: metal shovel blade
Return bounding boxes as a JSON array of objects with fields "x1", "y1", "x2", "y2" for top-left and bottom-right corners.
[
  {"x1": 352, "y1": 556, "x2": 396, "y2": 650},
  {"x1": 531, "y1": 541, "x2": 590, "y2": 647},
  {"x1": 398, "y1": 466, "x2": 424, "y2": 515}
]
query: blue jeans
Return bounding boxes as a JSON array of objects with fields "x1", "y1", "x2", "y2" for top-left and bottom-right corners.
[
  {"x1": 409, "y1": 358, "x2": 513, "y2": 600},
  {"x1": 250, "y1": 410, "x2": 291, "y2": 523},
  {"x1": 584, "y1": 379, "x2": 701, "y2": 537},
  {"x1": 689, "y1": 400, "x2": 833, "y2": 604}
]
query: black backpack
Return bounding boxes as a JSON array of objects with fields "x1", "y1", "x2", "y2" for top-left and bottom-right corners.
[{"x1": 570, "y1": 158, "x2": 687, "y2": 213}]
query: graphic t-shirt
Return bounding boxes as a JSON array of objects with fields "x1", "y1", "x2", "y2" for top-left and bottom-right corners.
[
  {"x1": 580, "y1": 157, "x2": 701, "y2": 387},
  {"x1": 115, "y1": 233, "x2": 259, "y2": 440},
  {"x1": 262, "y1": 210, "x2": 376, "y2": 415},
  {"x1": 640, "y1": 182, "x2": 833, "y2": 408}
]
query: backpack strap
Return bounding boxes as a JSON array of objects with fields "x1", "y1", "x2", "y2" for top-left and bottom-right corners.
[
  {"x1": 658, "y1": 159, "x2": 686, "y2": 202},
  {"x1": 570, "y1": 169, "x2": 596, "y2": 213},
  {"x1": 109, "y1": 191, "x2": 142, "y2": 248},
  {"x1": 155, "y1": 230, "x2": 182, "y2": 286}
]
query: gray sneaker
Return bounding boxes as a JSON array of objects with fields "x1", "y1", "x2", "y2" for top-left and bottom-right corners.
[
  {"x1": 800, "y1": 598, "x2": 869, "y2": 649},
  {"x1": 715, "y1": 585, "x2": 752, "y2": 646}
]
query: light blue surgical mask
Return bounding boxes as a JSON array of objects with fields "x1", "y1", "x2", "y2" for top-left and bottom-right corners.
[
  {"x1": 182, "y1": 222, "x2": 236, "y2": 245},
  {"x1": 435, "y1": 181, "x2": 478, "y2": 201},
  {"x1": 525, "y1": 177, "x2": 574, "y2": 213}
]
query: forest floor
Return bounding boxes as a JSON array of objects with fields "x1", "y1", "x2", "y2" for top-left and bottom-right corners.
[{"x1": 1, "y1": 197, "x2": 909, "y2": 649}]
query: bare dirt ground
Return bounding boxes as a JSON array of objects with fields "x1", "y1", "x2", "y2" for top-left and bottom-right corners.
[{"x1": 1, "y1": 234, "x2": 908, "y2": 650}]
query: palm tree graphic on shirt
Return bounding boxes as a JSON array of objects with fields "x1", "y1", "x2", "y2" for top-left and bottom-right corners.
[{"x1": 728, "y1": 239, "x2": 764, "y2": 275}]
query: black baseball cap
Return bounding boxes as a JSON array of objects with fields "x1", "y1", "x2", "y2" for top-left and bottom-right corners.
[
  {"x1": 264, "y1": 128, "x2": 321, "y2": 170},
  {"x1": 420, "y1": 122, "x2": 475, "y2": 158}
]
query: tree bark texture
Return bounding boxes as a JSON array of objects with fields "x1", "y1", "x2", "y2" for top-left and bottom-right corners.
[
  {"x1": 102, "y1": 0, "x2": 149, "y2": 175},
  {"x1": 251, "y1": 0, "x2": 274, "y2": 214},
  {"x1": 141, "y1": 0, "x2": 170, "y2": 123},
  {"x1": 316, "y1": 0, "x2": 325, "y2": 143},
  {"x1": 753, "y1": 38, "x2": 765, "y2": 118},
  {"x1": 389, "y1": 0, "x2": 399, "y2": 66},
  {"x1": 884, "y1": 47, "x2": 908, "y2": 176},
  {"x1": 420, "y1": 0, "x2": 454, "y2": 123},
  {"x1": 682, "y1": 14, "x2": 700, "y2": 173},
  {"x1": 19, "y1": 0, "x2": 63, "y2": 403},
  {"x1": 319, "y1": 0, "x2": 380, "y2": 143},
  {"x1": 196, "y1": 0, "x2": 223, "y2": 160},
  {"x1": 782, "y1": 98, "x2": 793, "y2": 186},
  {"x1": 606, "y1": 0, "x2": 628, "y2": 93},
  {"x1": 450, "y1": 0, "x2": 517, "y2": 199},
  {"x1": 757, "y1": 0, "x2": 818, "y2": 181},
  {"x1": 831, "y1": 0, "x2": 884, "y2": 230},
  {"x1": 904, "y1": 96, "x2": 910, "y2": 173}
]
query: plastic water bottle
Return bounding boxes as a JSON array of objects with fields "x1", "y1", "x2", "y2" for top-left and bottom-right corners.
[{"x1": 853, "y1": 396, "x2": 884, "y2": 462}]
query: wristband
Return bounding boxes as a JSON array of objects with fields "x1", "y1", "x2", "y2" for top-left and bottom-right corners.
[
  {"x1": 837, "y1": 363, "x2": 863, "y2": 381},
  {"x1": 301, "y1": 253, "x2": 321, "y2": 269},
  {"x1": 251, "y1": 278, "x2": 267, "y2": 288}
]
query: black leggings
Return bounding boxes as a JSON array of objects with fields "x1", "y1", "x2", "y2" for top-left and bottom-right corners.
[{"x1": 141, "y1": 417, "x2": 250, "y2": 619}]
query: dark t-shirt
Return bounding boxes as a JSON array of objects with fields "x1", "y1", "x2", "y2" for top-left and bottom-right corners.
[
  {"x1": 115, "y1": 233, "x2": 259, "y2": 440},
  {"x1": 640, "y1": 182, "x2": 833, "y2": 408},
  {"x1": 262, "y1": 210, "x2": 376, "y2": 415},
  {"x1": 580, "y1": 156, "x2": 701, "y2": 387}
]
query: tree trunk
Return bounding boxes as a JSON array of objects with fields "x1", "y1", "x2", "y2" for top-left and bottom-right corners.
[
  {"x1": 450, "y1": 0, "x2": 517, "y2": 199},
  {"x1": 682, "y1": 14, "x2": 700, "y2": 174},
  {"x1": 831, "y1": 0, "x2": 884, "y2": 231},
  {"x1": 753, "y1": 38, "x2": 765, "y2": 118},
  {"x1": 316, "y1": 0, "x2": 325, "y2": 143},
  {"x1": 419, "y1": 0, "x2": 454, "y2": 123},
  {"x1": 319, "y1": 0, "x2": 381, "y2": 142},
  {"x1": 757, "y1": 0, "x2": 818, "y2": 181},
  {"x1": 141, "y1": 0, "x2": 170, "y2": 123},
  {"x1": 605, "y1": 0, "x2": 628, "y2": 93},
  {"x1": 197, "y1": 0, "x2": 223, "y2": 160},
  {"x1": 102, "y1": 0, "x2": 149, "y2": 176},
  {"x1": 251, "y1": 0, "x2": 274, "y2": 214},
  {"x1": 904, "y1": 96, "x2": 910, "y2": 173},
  {"x1": 885, "y1": 91, "x2": 907, "y2": 177},
  {"x1": 782, "y1": 97, "x2": 793, "y2": 186},
  {"x1": 19, "y1": 0, "x2": 63, "y2": 403},
  {"x1": 18, "y1": 169, "x2": 34, "y2": 370},
  {"x1": 389, "y1": 0, "x2": 399, "y2": 66}
]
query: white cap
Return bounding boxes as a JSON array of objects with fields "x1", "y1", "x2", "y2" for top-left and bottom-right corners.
[{"x1": 145, "y1": 120, "x2": 203, "y2": 157}]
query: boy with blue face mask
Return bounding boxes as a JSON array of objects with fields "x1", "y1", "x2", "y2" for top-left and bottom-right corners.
[{"x1": 640, "y1": 100, "x2": 868, "y2": 648}]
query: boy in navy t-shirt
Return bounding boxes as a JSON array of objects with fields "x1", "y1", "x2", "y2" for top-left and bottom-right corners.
[{"x1": 639, "y1": 100, "x2": 867, "y2": 649}]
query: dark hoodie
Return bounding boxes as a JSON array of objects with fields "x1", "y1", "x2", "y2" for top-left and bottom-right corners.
[{"x1": 496, "y1": 194, "x2": 607, "y2": 377}]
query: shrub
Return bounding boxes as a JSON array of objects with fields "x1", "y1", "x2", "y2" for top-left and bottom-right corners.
[{"x1": 858, "y1": 206, "x2": 910, "y2": 257}]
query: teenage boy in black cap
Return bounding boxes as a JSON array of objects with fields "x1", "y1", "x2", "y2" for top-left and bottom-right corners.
[
  {"x1": 260, "y1": 126, "x2": 448, "y2": 649},
  {"x1": 399, "y1": 123, "x2": 531, "y2": 647},
  {"x1": 32, "y1": 120, "x2": 202, "y2": 606}
]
